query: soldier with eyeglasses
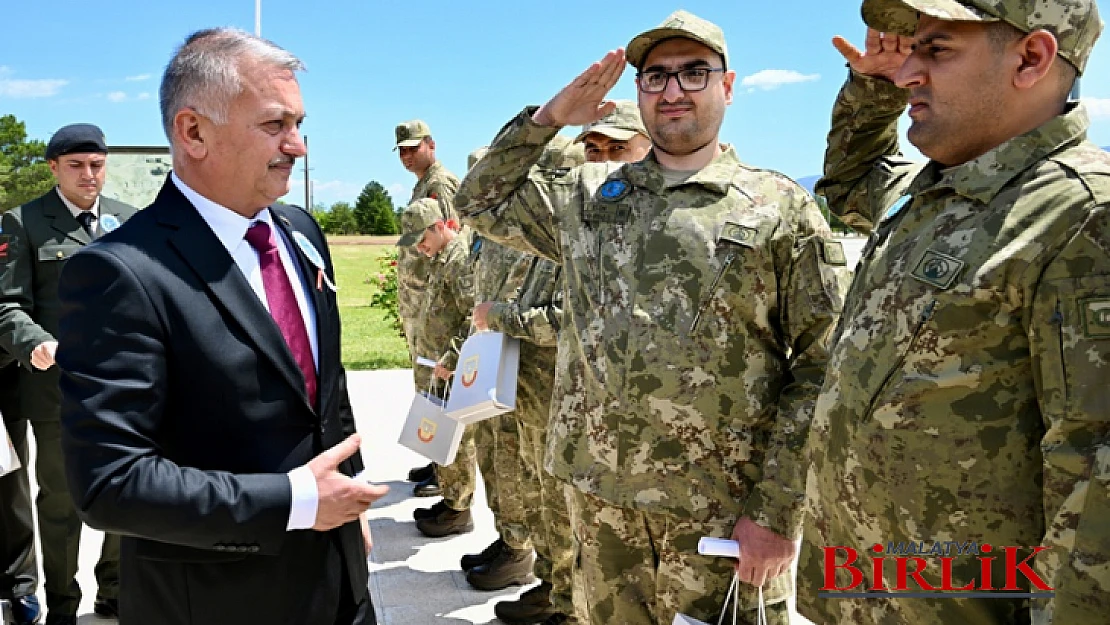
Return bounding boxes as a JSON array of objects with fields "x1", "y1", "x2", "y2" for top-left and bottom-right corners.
[{"x1": 457, "y1": 10, "x2": 848, "y2": 625}]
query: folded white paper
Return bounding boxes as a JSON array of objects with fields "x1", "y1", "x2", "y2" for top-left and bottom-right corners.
[{"x1": 698, "y1": 537, "x2": 740, "y2": 559}]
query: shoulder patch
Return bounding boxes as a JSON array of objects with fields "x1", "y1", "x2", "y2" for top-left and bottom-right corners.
[
  {"x1": 820, "y1": 239, "x2": 848, "y2": 266},
  {"x1": 1082, "y1": 297, "x2": 1110, "y2": 339},
  {"x1": 598, "y1": 179, "x2": 630, "y2": 202},
  {"x1": 0, "y1": 235, "x2": 10, "y2": 261},
  {"x1": 910, "y1": 249, "x2": 964, "y2": 289}
]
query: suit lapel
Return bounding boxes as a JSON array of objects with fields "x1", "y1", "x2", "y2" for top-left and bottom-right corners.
[
  {"x1": 271, "y1": 209, "x2": 332, "y2": 416},
  {"x1": 154, "y1": 182, "x2": 314, "y2": 413},
  {"x1": 41, "y1": 191, "x2": 92, "y2": 245}
]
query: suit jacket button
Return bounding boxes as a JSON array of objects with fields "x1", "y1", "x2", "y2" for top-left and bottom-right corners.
[{"x1": 56, "y1": 251, "x2": 64, "y2": 259}]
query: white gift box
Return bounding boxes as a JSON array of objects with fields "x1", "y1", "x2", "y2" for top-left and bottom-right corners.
[
  {"x1": 444, "y1": 331, "x2": 520, "y2": 424},
  {"x1": 397, "y1": 391, "x2": 465, "y2": 465}
]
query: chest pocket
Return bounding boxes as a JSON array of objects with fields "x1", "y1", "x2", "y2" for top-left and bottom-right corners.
[
  {"x1": 689, "y1": 217, "x2": 771, "y2": 334},
  {"x1": 38, "y1": 244, "x2": 81, "y2": 262}
]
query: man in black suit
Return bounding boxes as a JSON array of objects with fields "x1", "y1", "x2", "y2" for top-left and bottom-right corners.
[
  {"x1": 0, "y1": 123, "x2": 137, "y2": 625},
  {"x1": 55, "y1": 29, "x2": 387, "y2": 625}
]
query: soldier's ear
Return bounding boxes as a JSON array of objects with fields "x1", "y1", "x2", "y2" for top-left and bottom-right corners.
[
  {"x1": 722, "y1": 70, "x2": 736, "y2": 105},
  {"x1": 1012, "y1": 30, "x2": 1058, "y2": 92}
]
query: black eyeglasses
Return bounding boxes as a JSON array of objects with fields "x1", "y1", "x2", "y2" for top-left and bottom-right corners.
[{"x1": 636, "y1": 67, "x2": 725, "y2": 94}]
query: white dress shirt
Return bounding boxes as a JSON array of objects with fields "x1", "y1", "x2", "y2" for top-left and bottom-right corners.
[
  {"x1": 170, "y1": 173, "x2": 320, "y2": 531},
  {"x1": 56, "y1": 187, "x2": 100, "y2": 231}
]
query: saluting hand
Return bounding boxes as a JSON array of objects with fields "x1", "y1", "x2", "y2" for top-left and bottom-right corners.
[
  {"x1": 533, "y1": 49, "x2": 627, "y2": 128},
  {"x1": 308, "y1": 434, "x2": 389, "y2": 531},
  {"x1": 833, "y1": 28, "x2": 913, "y2": 82}
]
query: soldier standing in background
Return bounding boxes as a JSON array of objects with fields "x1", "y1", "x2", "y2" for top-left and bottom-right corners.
[
  {"x1": 394, "y1": 119, "x2": 460, "y2": 499},
  {"x1": 800, "y1": 1, "x2": 1110, "y2": 623},
  {"x1": 0, "y1": 123, "x2": 136, "y2": 625},
  {"x1": 397, "y1": 198, "x2": 477, "y2": 538},
  {"x1": 574, "y1": 99, "x2": 652, "y2": 163},
  {"x1": 457, "y1": 10, "x2": 847, "y2": 624}
]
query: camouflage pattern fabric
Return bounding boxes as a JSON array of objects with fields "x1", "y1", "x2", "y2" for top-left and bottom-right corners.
[
  {"x1": 861, "y1": 0, "x2": 1103, "y2": 73},
  {"x1": 457, "y1": 107, "x2": 847, "y2": 613},
  {"x1": 471, "y1": 238, "x2": 532, "y2": 548},
  {"x1": 399, "y1": 160, "x2": 460, "y2": 391},
  {"x1": 412, "y1": 227, "x2": 475, "y2": 510},
  {"x1": 799, "y1": 72, "x2": 1110, "y2": 625},
  {"x1": 568, "y1": 488, "x2": 791, "y2": 624}
]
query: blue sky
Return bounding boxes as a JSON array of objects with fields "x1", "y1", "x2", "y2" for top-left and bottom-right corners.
[{"x1": 3, "y1": 0, "x2": 1109, "y2": 208}]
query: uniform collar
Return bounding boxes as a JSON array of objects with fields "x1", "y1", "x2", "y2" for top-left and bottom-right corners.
[
  {"x1": 906, "y1": 103, "x2": 1090, "y2": 204},
  {"x1": 56, "y1": 187, "x2": 100, "y2": 219},
  {"x1": 622, "y1": 144, "x2": 742, "y2": 195}
]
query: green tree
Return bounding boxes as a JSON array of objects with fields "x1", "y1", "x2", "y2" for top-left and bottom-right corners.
[
  {"x1": 323, "y1": 201, "x2": 358, "y2": 235},
  {"x1": 0, "y1": 114, "x2": 54, "y2": 211},
  {"x1": 353, "y1": 181, "x2": 397, "y2": 235}
]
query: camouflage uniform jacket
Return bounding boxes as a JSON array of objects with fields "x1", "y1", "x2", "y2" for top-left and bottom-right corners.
[
  {"x1": 401, "y1": 160, "x2": 461, "y2": 388},
  {"x1": 412, "y1": 227, "x2": 475, "y2": 389},
  {"x1": 473, "y1": 237, "x2": 529, "y2": 304},
  {"x1": 486, "y1": 254, "x2": 563, "y2": 429},
  {"x1": 458, "y1": 108, "x2": 846, "y2": 536},
  {"x1": 802, "y1": 73, "x2": 1110, "y2": 624}
]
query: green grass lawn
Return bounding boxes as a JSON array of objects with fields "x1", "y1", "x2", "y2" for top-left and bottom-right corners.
[{"x1": 328, "y1": 241, "x2": 410, "y2": 370}]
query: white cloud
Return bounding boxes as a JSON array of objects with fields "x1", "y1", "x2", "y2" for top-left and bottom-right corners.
[
  {"x1": 0, "y1": 66, "x2": 68, "y2": 98},
  {"x1": 1084, "y1": 97, "x2": 1110, "y2": 119},
  {"x1": 137, "y1": 92, "x2": 151, "y2": 100},
  {"x1": 740, "y1": 69, "x2": 820, "y2": 92},
  {"x1": 107, "y1": 91, "x2": 128, "y2": 103},
  {"x1": 126, "y1": 73, "x2": 152, "y2": 82}
]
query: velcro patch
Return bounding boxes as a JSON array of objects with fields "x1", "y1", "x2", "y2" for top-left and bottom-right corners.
[
  {"x1": 582, "y1": 203, "x2": 631, "y2": 224},
  {"x1": 910, "y1": 249, "x2": 964, "y2": 289},
  {"x1": 821, "y1": 239, "x2": 848, "y2": 266},
  {"x1": 1082, "y1": 298, "x2": 1110, "y2": 338},
  {"x1": 718, "y1": 222, "x2": 758, "y2": 248}
]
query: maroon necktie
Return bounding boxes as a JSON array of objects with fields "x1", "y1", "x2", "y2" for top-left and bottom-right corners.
[{"x1": 245, "y1": 222, "x2": 317, "y2": 407}]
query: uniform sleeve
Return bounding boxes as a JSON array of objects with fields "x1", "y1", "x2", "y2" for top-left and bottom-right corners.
[
  {"x1": 485, "y1": 289, "x2": 562, "y2": 347},
  {"x1": 1028, "y1": 202, "x2": 1110, "y2": 621},
  {"x1": 740, "y1": 187, "x2": 849, "y2": 539},
  {"x1": 0, "y1": 208, "x2": 55, "y2": 366},
  {"x1": 428, "y1": 174, "x2": 459, "y2": 221},
  {"x1": 438, "y1": 262, "x2": 476, "y2": 372},
  {"x1": 815, "y1": 71, "x2": 919, "y2": 234},
  {"x1": 455, "y1": 107, "x2": 569, "y2": 262}
]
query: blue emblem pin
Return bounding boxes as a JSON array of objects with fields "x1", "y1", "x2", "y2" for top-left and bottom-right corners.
[
  {"x1": 599, "y1": 179, "x2": 630, "y2": 202},
  {"x1": 292, "y1": 231, "x2": 338, "y2": 292},
  {"x1": 100, "y1": 214, "x2": 121, "y2": 233},
  {"x1": 882, "y1": 195, "x2": 912, "y2": 222}
]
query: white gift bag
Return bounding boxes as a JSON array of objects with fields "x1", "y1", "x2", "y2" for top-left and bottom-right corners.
[
  {"x1": 397, "y1": 390, "x2": 465, "y2": 465},
  {"x1": 0, "y1": 417, "x2": 21, "y2": 477},
  {"x1": 672, "y1": 574, "x2": 764, "y2": 625},
  {"x1": 444, "y1": 331, "x2": 520, "y2": 424}
]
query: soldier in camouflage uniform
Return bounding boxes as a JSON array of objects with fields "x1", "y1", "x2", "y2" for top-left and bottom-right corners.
[
  {"x1": 464, "y1": 145, "x2": 538, "y2": 590},
  {"x1": 457, "y1": 11, "x2": 847, "y2": 625},
  {"x1": 574, "y1": 99, "x2": 652, "y2": 164},
  {"x1": 798, "y1": 1, "x2": 1110, "y2": 624},
  {"x1": 396, "y1": 198, "x2": 477, "y2": 537},
  {"x1": 394, "y1": 119, "x2": 460, "y2": 498}
]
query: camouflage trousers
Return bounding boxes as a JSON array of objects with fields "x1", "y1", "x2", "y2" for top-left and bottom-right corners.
[
  {"x1": 437, "y1": 423, "x2": 477, "y2": 511},
  {"x1": 568, "y1": 489, "x2": 791, "y2": 625},
  {"x1": 518, "y1": 422, "x2": 579, "y2": 619},
  {"x1": 474, "y1": 415, "x2": 532, "y2": 550}
]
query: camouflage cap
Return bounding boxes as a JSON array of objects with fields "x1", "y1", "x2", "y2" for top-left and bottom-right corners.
[
  {"x1": 393, "y1": 119, "x2": 432, "y2": 150},
  {"x1": 396, "y1": 197, "x2": 442, "y2": 247},
  {"x1": 537, "y1": 135, "x2": 587, "y2": 170},
  {"x1": 574, "y1": 100, "x2": 649, "y2": 143},
  {"x1": 861, "y1": 0, "x2": 1104, "y2": 73},
  {"x1": 467, "y1": 146, "x2": 489, "y2": 171},
  {"x1": 626, "y1": 10, "x2": 729, "y2": 70}
]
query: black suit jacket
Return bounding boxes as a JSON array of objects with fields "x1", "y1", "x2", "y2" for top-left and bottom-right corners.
[
  {"x1": 0, "y1": 190, "x2": 137, "y2": 421},
  {"x1": 56, "y1": 179, "x2": 368, "y2": 625}
]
